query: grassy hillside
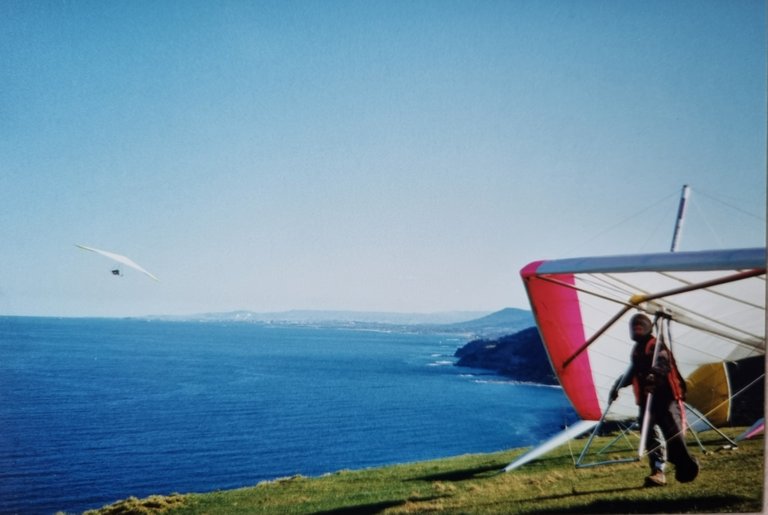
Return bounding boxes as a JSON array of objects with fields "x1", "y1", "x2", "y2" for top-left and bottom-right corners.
[{"x1": 84, "y1": 428, "x2": 763, "y2": 514}]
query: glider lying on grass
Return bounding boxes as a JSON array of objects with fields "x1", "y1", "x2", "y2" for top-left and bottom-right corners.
[
  {"x1": 76, "y1": 244, "x2": 159, "y2": 281},
  {"x1": 506, "y1": 247, "x2": 765, "y2": 470}
]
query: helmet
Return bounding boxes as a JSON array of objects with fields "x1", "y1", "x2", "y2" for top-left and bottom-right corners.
[{"x1": 629, "y1": 313, "x2": 653, "y2": 338}]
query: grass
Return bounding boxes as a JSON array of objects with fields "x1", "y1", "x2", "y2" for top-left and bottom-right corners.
[{"x1": 82, "y1": 428, "x2": 764, "y2": 514}]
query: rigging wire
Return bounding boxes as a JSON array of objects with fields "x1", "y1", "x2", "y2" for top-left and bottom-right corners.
[
  {"x1": 630, "y1": 317, "x2": 763, "y2": 459},
  {"x1": 575, "y1": 185, "x2": 764, "y2": 256},
  {"x1": 694, "y1": 187, "x2": 766, "y2": 222},
  {"x1": 552, "y1": 267, "x2": 766, "y2": 369},
  {"x1": 690, "y1": 195, "x2": 725, "y2": 248},
  {"x1": 642, "y1": 203, "x2": 676, "y2": 252},
  {"x1": 681, "y1": 187, "x2": 766, "y2": 250},
  {"x1": 575, "y1": 191, "x2": 678, "y2": 254},
  {"x1": 658, "y1": 271, "x2": 766, "y2": 310},
  {"x1": 642, "y1": 372, "x2": 766, "y2": 459}
]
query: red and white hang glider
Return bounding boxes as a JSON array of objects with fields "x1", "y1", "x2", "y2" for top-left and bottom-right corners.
[
  {"x1": 506, "y1": 247, "x2": 765, "y2": 470},
  {"x1": 76, "y1": 244, "x2": 159, "y2": 282}
]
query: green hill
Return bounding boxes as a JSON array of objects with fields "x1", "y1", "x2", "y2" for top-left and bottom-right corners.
[
  {"x1": 441, "y1": 307, "x2": 534, "y2": 338},
  {"x1": 84, "y1": 428, "x2": 763, "y2": 514}
]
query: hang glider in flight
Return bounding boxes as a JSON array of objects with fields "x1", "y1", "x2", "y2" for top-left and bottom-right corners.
[
  {"x1": 506, "y1": 247, "x2": 765, "y2": 470},
  {"x1": 76, "y1": 244, "x2": 159, "y2": 281}
]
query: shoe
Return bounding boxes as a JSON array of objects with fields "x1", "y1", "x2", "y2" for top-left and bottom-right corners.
[
  {"x1": 675, "y1": 457, "x2": 699, "y2": 483},
  {"x1": 644, "y1": 470, "x2": 667, "y2": 487}
]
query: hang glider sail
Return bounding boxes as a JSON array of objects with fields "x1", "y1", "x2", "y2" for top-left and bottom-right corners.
[
  {"x1": 505, "y1": 247, "x2": 765, "y2": 471},
  {"x1": 521, "y1": 247, "x2": 765, "y2": 423},
  {"x1": 76, "y1": 244, "x2": 159, "y2": 281}
]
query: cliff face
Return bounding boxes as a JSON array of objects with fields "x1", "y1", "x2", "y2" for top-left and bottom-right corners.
[{"x1": 454, "y1": 326, "x2": 558, "y2": 385}]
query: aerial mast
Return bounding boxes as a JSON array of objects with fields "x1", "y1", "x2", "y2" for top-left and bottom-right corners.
[{"x1": 670, "y1": 185, "x2": 690, "y2": 252}]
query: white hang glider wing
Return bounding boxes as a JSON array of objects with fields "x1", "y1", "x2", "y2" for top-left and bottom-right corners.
[
  {"x1": 505, "y1": 247, "x2": 765, "y2": 470},
  {"x1": 76, "y1": 244, "x2": 159, "y2": 281}
]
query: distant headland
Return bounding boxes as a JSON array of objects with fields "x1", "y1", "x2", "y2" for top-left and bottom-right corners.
[{"x1": 454, "y1": 326, "x2": 557, "y2": 385}]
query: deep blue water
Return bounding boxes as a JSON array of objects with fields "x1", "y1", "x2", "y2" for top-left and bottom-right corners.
[{"x1": 0, "y1": 317, "x2": 576, "y2": 514}]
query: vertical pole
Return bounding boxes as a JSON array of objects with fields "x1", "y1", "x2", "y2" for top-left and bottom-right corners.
[
  {"x1": 670, "y1": 185, "x2": 690, "y2": 252},
  {"x1": 638, "y1": 322, "x2": 663, "y2": 457}
]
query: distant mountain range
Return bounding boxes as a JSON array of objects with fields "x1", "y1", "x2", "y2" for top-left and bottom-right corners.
[{"x1": 145, "y1": 307, "x2": 534, "y2": 338}]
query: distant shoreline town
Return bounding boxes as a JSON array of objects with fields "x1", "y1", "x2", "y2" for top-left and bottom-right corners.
[{"x1": 142, "y1": 307, "x2": 534, "y2": 338}]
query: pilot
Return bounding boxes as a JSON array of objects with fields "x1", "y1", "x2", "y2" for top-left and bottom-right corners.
[{"x1": 610, "y1": 313, "x2": 699, "y2": 486}]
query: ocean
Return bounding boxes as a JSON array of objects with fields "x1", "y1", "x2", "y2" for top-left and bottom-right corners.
[{"x1": 0, "y1": 317, "x2": 576, "y2": 514}]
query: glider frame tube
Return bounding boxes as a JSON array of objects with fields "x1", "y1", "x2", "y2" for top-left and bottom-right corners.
[
  {"x1": 561, "y1": 267, "x2": 765, "y2": 369},
  {"x1": 503, "y1": 420, "x2": 598, "y2": 472}
]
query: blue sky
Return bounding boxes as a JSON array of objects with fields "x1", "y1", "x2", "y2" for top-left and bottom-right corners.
[{"x1": 1, "y1": 0, "x2": 765, "y2": 317}]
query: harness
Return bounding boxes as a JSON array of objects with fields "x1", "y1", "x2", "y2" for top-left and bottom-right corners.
[{"x1": 630, "y1": 336, "x2": 686, "y2": 405}]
